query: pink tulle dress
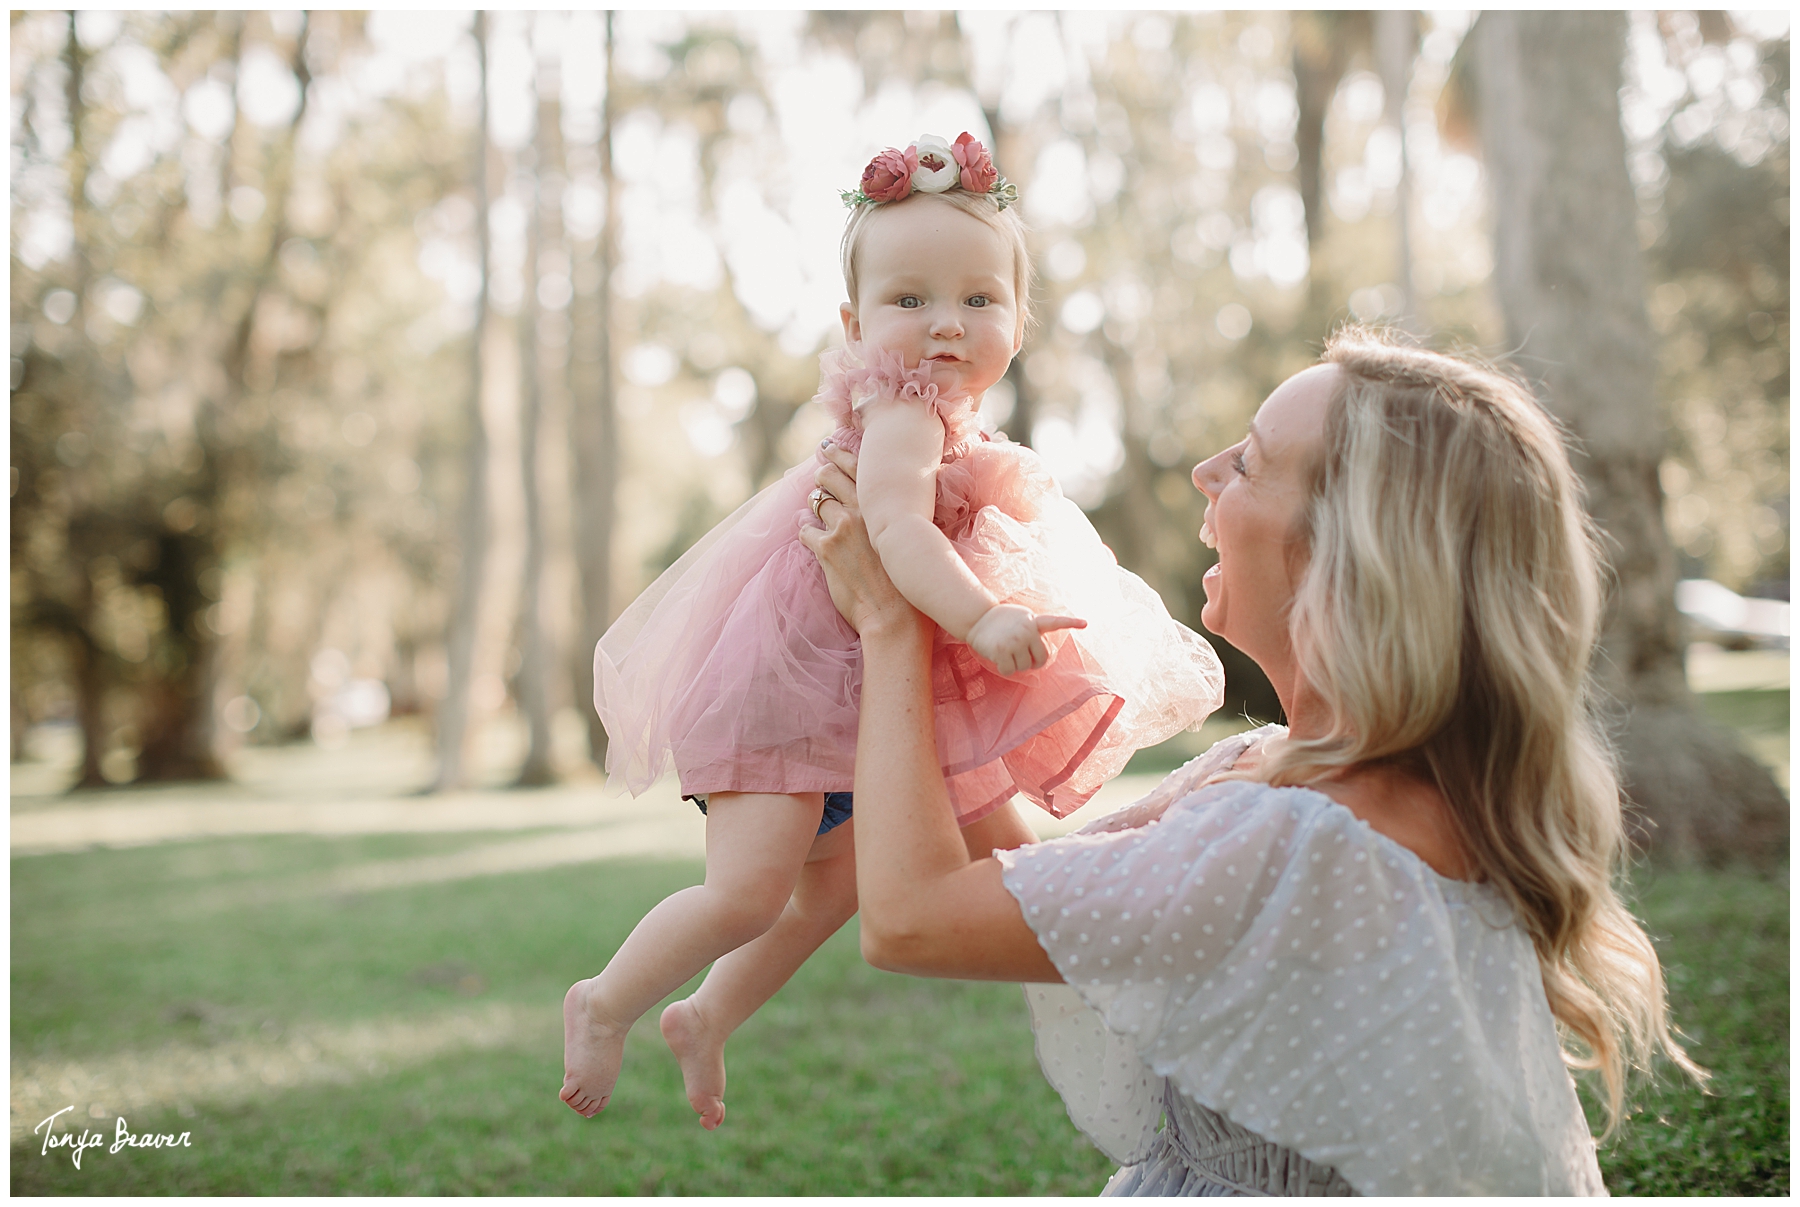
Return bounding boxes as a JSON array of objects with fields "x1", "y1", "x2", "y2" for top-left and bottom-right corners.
[{"x1": 594, "y1": 344, "x2": 1225, "y2": 824}]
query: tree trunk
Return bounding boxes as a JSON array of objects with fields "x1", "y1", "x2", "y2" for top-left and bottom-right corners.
[
  {"x1": 512, "y1": 37, "x2": 555, "y2": 788},
  {"x1": 136, "y1": 17, "x2": 311, "y2": 784},
  {"x1": 70, "y1": 566, "x2": 110, "y2": 789},
  {"x1": 60, "y1": 12, "x2": 108, "y2": 788},
  {"x1": 133, "y1": 529, "x2": 226, "y2": 780},
  {"x1": 432, "y1": 11, "x2": 493, "y2": 792},
  {"x1": 568, "y1": 12, "x2": 620, "y2": 769},
  {"x1": 1468, "y1": 11, "x2": 1787, "y2": 860},
  {"x1": 1290, "y1": 12, "x2": 1354, "y2": 258},
  {"x1": 1372, "y1": 10, "x2": 1418, "y2": 328}
]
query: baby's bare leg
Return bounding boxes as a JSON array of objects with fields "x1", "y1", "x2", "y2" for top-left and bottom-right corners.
[
  {"x1": 656, "y1": 799, "x2": 1037, "y2": 1128},
  {"x1": 661, "y1": 820, "x2": 858, "y2": 1129},
  {"x1": 560, "y1": 792, "x2": 823, "y2": 1118}
]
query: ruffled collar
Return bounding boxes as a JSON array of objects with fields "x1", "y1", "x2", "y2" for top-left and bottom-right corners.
[{"x1": 813, "y1": 342, "x2": 985, "y2": 460}]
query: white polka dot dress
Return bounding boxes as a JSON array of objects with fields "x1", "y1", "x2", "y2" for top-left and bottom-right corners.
[{"x1": 997, "y1": 728, "x2": 1606, "y2": 1197}]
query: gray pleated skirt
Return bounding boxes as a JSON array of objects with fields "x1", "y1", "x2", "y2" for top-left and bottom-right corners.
[{"x1": 1102, "y1": 1084, "x2": 1359, "y2": 1197}]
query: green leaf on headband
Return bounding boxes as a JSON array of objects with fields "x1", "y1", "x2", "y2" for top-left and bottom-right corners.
[
  {"x1": 989, "y1": 179, "x2": 1020, "y2": 211},
  {"x1": 839, "y1": 188, "x2": 870, "y2": 208}
]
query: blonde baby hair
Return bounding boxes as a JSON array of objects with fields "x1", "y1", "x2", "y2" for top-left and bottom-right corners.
[{"x1": 839, "y1": 189, "x2": 1036, "y2": 343}]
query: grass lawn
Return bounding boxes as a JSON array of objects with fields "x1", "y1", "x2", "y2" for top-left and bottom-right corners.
[
  {"x1": 1584, "y1": 863, "x2": 1790, "y2": 1195},
  {"x1": 11, "y1": 835, "x2": 1114, "y2": 1195},
  {"x1": 11, "y1": 817, "x2": 1787, "y2": 1195}
]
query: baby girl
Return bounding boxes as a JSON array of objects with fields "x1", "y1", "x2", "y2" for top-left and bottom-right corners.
[{"x1": 563, "y1": 133, "x2": 1223, "y2": 1129}]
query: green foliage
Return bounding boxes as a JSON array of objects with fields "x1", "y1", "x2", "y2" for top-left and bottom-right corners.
[
  {"x1": 11, "y1": 12, "x2": 474, "y2": 762},
  {"x1": 9, "y1": 829, "x2": 1786, "y2": 1195},
  {"x1": 10, "y1": 12, "x2": 1790, "y2": 788},
  {"x1": 1641, "y1": 29, "x2": 1790, "y2": 591}
]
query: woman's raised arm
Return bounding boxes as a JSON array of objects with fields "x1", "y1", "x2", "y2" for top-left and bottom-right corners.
[{"x1": 797, "y1": 444, "x2": 1060, "y2": 983}]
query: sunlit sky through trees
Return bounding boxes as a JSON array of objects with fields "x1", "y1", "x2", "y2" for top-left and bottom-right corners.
[{"x1": 10, "y1": 9, "x2": 1788, "y2": 770}]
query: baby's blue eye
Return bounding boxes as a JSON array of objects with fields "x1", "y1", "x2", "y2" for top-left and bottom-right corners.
[
  {"x1": 967, "y1": 295, "x2": 989, "y2": 308},
  {"x1": 898, "y1": 296, "x2": 922, "y2": 308}
]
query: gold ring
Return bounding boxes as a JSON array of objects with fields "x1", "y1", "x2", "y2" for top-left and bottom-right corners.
[{"x1": 809, "y1": 488, "x2": 832, "y2": 521}]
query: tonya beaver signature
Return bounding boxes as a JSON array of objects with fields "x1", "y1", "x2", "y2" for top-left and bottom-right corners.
[{"x1": 34, "y1": 1105, "x2": 192, "y2": 1169}]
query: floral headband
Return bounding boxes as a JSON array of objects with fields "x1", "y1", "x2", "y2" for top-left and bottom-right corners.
[{"x1": 840, "y1": 132, "x2": 1020, "y2": 210}]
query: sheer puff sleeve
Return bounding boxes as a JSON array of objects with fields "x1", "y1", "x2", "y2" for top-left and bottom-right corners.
[
  {"x1": 995, "y1": 776, "x2": 1605, "y2": 1197},
  {"x1": 813, "y1": 344, "x2": 983, "y2": 456}
]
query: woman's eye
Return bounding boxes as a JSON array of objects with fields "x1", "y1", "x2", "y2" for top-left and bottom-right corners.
[{"x1": 1231, "y1": 450, "x2": 1247, "y2": 474}]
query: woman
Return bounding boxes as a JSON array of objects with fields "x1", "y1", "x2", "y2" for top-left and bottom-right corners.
[{"x1": 796, "y1": 329, "x2": 1701, "y2": 1196}]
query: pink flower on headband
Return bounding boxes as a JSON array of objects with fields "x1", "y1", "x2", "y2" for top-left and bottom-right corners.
[
  {"x1": 841, "y1": 132, "x2": 1019, "y2": 210},
  {"x1": 861, "y1": 146, "x2": 917, "y2": 204},
  {"x1": 952, "y1": 132, "x2": 998, "y2": 194}
]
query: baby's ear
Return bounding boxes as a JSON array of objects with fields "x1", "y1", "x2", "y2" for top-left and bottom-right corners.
[{"x1": 840, "y1": 302, "x2": 861, "y2": 345}]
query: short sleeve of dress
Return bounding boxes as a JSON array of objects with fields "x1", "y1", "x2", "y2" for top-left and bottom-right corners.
[{"x1": 996, "y1": 780, "x2": 1606, "y2": 1197}]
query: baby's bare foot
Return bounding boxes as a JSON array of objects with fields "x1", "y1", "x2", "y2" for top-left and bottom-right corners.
[
  {"x1": 660, "y1": 997, "x2": 727, "y2": 1130},
  {"x1": 560, "y1": 978, "x2": 627, "y2": 1118}
]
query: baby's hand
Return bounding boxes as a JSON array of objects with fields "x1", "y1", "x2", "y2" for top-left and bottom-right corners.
[{"x1": 966, "y1": 604, "x2": 1087, "y2": 675}]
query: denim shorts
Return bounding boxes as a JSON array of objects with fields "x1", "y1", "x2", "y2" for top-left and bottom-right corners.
[{"x1": 686, "y1": 792, "x2": 854, "y2": 837}]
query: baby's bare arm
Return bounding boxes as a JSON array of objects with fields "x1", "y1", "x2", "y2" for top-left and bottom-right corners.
[
  {"x1": 856, "y1": 401, "x2": 999, "y2": 642},
  {"x1": 851, "y1": 405, "x2": 1084, "y2": 672}
]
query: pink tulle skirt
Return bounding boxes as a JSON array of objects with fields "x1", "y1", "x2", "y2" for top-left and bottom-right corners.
[{"x1": 594, "y1": 436, "x2": 1224, "y2": 823}]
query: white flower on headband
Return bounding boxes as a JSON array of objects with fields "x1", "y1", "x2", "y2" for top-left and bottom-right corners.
[{"x1": 910, "y1": 134, "x2": 960, "y2": 194}]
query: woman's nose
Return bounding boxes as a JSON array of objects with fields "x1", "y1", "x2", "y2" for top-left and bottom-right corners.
[{"x1": 1192, "y1": 453, "x2": 1221, "y2": 498}]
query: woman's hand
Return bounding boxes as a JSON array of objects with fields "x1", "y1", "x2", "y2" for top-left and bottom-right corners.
[
  {"x1": 799, "y1": 438, "x2": 1059, "y2": 984},
  {"x1": 797, "y1": 442, "x2": 925, "y2": 639}
]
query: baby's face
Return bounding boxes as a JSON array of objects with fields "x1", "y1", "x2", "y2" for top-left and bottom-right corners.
[{"x1": 840, "y1": 198, "x2": 1021, "y2": 402}]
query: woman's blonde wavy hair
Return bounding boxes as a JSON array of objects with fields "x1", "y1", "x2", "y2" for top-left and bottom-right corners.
[{"x1": 1256, "y1": 326, "x2": 1704, "y2": 1134}]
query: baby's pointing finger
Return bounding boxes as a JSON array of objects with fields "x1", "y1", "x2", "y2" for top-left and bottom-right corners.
[{"x1": 1035, "y1": 614, "x2": 1087, "y2": 633}]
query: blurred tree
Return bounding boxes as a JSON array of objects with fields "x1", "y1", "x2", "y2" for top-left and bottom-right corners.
[
  {"x1": 1636, "y1": 18, "x2": 1789, "y2": 593},
  {"x1": 13, "y1": 11, "x2": 318, "y2": 784},
  {"x1": 1370, "y1": 10, "x2": 1418, "y2": 327},
  {"x1": 10, "y1": 11, "x2": 1783, "y2": 805},
  {"x1": 568, "y1": 11, "x2": 619, "y2": 768},
  {"x1": 512, "y1": 37, "x2": 557, "y2": 789},
  {"x1": 1464, "y1": 10, "x2": 1786, "y2": 859},
  {"x1": 431, "y1": 11, "x2": 492, "y2": 793},
  {"x1": 1291, "y1": 12, "x2": 1367, "y2": 260}
]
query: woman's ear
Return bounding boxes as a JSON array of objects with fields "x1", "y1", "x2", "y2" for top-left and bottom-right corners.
[{"x1": 840, "y1": 302, "x2": 861, "y2": 345}]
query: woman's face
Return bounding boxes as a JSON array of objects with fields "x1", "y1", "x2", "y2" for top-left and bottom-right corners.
[{"x1": 1191, "y1": 364, "x2": 1336, "y2": 674}]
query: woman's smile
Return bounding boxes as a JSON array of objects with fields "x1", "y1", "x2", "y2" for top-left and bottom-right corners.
[{"x1": 1190, "y1": 365, "x2": 1335, "y2": 667}]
